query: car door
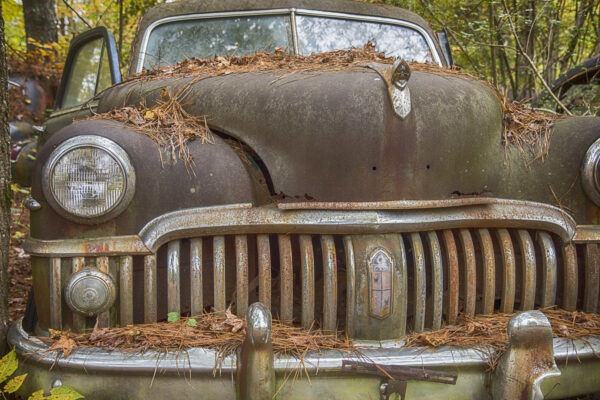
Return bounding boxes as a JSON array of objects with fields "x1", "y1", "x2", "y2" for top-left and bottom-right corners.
[{"x1": 44, "y1": 27, "x2": 122, "y2": 136}]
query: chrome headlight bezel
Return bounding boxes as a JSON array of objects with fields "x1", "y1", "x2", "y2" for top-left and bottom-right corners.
[
  {"x1": 582, "y1": 138, "x2": 600, "y2": 207},
  {"x1": 42, "y1": 135, "x2": 136, "y2": 224}
]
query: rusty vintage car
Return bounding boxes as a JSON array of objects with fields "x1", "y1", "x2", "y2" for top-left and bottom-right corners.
[{"x1": 8, "y1": 0, "x2": 600, "y2": 399}]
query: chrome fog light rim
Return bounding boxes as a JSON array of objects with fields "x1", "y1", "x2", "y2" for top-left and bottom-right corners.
[
  {"x1": 42, "y1": 135, "x2": 136, "y2": 224},
  {"x1": 582, "y1": 138, "x2": 600, "y2": 207},
  {"x1": 65, "y1": 268, "x2": 117, "y2": 317}
]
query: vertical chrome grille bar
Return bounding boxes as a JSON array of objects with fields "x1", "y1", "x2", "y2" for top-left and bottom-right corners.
[
  {"x1": 49, "y1": 257, "x2": 62, "y2": 330},
  {"x1": 299, "y1": 235, "x2": 315, "y2": 330},
  {"x1": 167, "y1": 241, "x2": 181, "y2": 315},
  {"x1": 144, "y1": 254, "x2": 157, "y2": 322},
  {"x1": 213, "y1": 236, "x2": 226, "y2": 313},
  {"x1": 190, "y1": 238, "x2": 203, "y2": 316},
  {"x1": 235, "y1": 236, "x2": 248, "y2": 317},
  {"x1": 517, "y1": 230, "x2": 536, "y2": 310},
  {"x1": 584, "y1": 244, "x2": 599, "y2": 313},
  {"x1": 257, "y1": 234, "x2": 271, "y2": 309},
  {"x1": 497, "y1": 229, "x2": 515, "y2": 313},
  {"x1": 442, "y1": 230, "x2": 459, "y2": 324},
  {"x1": 343, "y1": 236, "x2": 356, "y2": 336},
  {"x1": 409, "y1": 233, "x2": 426, "y2": 332},
  {"x1": 278, "y1": 234, "x2": 293, "y2": 323},
  {"x1": 96, "y1": 256, "x2": 110, "y2": 327},
  {"x1": 119, "y1": 256, "x2": 133, "y2": 326},
  {"x1": 459, "y1": 229, "x2": 476, "y2": 316},
  {"x1": 562, "y1": 243, "x2": 578, "y2": 311},
  {"x1": 71, "y1": 257, "x2": 84, "y2": 332},
  {"x1": 536, "y1": 232, "x2": 557, "y2": 307},
  {"x1": 477, "y1": 229, "x2": 495, "y2": 315},
  {"x1": 426, "y1": 232, "x2": 443, "y2": 330},
  {"x1": 321, "y1": 235, "x2": 337, "y2": 332}
]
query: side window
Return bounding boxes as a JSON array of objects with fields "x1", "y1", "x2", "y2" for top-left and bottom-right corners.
[
  {"x1": 56, "y1": 27, "x2": 122, "y2": 110},
  {"x1": 62, "y1": 38, "x2": 110, "y2": 108}
]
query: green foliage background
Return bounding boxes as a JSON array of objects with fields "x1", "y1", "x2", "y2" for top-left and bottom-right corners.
[{"x1": 2, "y1": 0, "x2": 600, "y2": 100}]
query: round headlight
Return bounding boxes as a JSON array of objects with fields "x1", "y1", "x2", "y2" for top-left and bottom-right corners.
[
  {"x1": 582, "y1": 138, "x2": 600, "y2": 207},
  {"x1": 65, "y1": 269, "x2": 116, "y2": 316},
  {"x1": 43, "y1": 136, "x2": 135, "y2": 223}
]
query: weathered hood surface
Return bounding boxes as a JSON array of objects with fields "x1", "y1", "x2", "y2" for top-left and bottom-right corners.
[{"x1": 98, "y1": 66, "x2": 600, "y2": 222}]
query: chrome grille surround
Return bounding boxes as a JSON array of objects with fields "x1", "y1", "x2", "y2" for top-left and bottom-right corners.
[{"x1": 24, "y1": 199, "x2": 600, "y2": 334}]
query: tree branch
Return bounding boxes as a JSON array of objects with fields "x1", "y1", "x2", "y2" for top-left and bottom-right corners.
[
  {"x1": 61, "y1": 0, "x2": 92, "y2": 30},
  {"x1": 502, "y1": 0, "x2": 572, "y2": 115}
]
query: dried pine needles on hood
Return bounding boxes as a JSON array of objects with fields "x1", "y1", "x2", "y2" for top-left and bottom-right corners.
[
  {"x1": 91, "y1": 43, "x2": 568, "y2": 167},
  {"x1": 88, "y1": 86, "x2": 213, "y2": 172}
]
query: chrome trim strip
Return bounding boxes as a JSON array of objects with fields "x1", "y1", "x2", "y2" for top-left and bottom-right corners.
[
  {"x1": 321, "y1": 235, "x2": 337, "y2": 332},
  {"x1": 9, "y1": 319, "x2": 600, "y2": 372},
  {"x1": 139, "y1": 200, "x2": 576, "y2": 254},
  {"x1": 213, "y1": 236, "x2": 226, "y2": 313},
  {"x1": 235, "y1": 236, "x2": 248, "y2": 317},
  {"x1": 144, "y1": 254, "x2": 157, "y2": 322},
  {"x1": 136, "y1": 8, "x2": 442, "y2": 73},
  {"x1": 49, "y1": 258, "x2": 62, "y2": 330},
  {"x1": 167, "y1": 240, "x2": 181, "y2": 315},
  {"x1": 190, "y1": 238, "x2": 204, "y2": 316}
]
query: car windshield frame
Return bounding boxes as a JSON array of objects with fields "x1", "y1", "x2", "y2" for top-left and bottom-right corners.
[{"x1": 135, "y1": 8, "x2": 442, "y2": 72}]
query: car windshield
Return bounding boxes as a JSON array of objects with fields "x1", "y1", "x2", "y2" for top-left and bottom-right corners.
[{"x1": 142, "y1": 13, "x2": 434, "y2": 70}]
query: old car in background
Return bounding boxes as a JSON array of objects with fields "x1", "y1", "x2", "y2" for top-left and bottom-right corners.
[
  {"x1": 7, "y1": 0, "x2": 600, "y2": 398},
  {"x1": 535, "y1": 54, "x2": 600, "y2": 116}
]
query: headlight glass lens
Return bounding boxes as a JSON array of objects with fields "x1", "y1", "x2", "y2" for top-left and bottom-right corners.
[
  {"x1": 52, "y1": 147, "x2": 125, "y2": 217},
  {"x1": 43, "y1": 135, "x2": 135, "y2": 223}
]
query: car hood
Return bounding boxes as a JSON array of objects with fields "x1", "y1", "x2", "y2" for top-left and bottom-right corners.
[{"x1": 97, "y1": 65, "x2": 600, "y2": 222}]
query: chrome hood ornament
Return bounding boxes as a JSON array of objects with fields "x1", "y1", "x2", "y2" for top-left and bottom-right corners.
[{"x1": 390, "y1": 58, "x2": 411, "y2": 119}]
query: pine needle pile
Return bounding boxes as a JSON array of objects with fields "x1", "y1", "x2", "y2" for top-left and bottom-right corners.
[
  {"x1": 404, "y1": 308, "x2": 600, "y2": 369},
  {"x1": 88, "y1": 87, "x2": 213, "y2": 170},
  {"x1": 40, "y1": 308, "x2": 356, "y2": 362}
]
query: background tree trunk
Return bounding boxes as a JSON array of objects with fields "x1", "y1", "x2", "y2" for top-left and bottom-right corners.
[
  {"x1": 0, "y1": 0, "x2": 11, "y2": 355},
  {"x1": 22, "y1": 0, "x2": 58, "y2": 49}
]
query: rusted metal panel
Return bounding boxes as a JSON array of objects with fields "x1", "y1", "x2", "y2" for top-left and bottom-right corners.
[
  {"x1": 459, "y1": 229, "x2": 476, "y2": 317},
  {"x1": 442, "y1": 230, "x2": 459, "y2": 324},
  {"x1": 213, "y1": 236, "x2": 226, "y2": 313},
  {"x1": 235, "y1": 236, "x2": 248, "y2": 317},
  {"x1": 278, "y1": 234, "x2": 293, "y2": 323},
  {"x1": 190, "y1": 238, "x2": 203, "y2": 316},
  {"x1": 96, "y1": 256, "x2": 110, "y2": 327},
  {"x1": 497, "y1": 229, "x2": 515, "y2": 313},
  {"x1": 584, "y1": 244, "x2": 599, "y2": 313},
  {"x1": 119, "y1": 256, "x2": 134, "y2": 326},
  {"x1": 71, "y1": 257, "x2": 85, "y2": 332},
  {"x1": 257, "y1": 234, "x2": 271, "y2": 309},
  {"x1": 277, "y1": 198, "x2": 496, "y2": 210},
  {"x1": 409, "y1": 233, "x2": 425, "y2": 332},
  {"x1": 144, "y1": 255, "x2": 157, "y2": 322},
  {"x1": 573, "y1": 225, "x2": 600, "y2": 243},
  {"x1": 167, "y1": 241, "x2": 181, "y2": 315},
  {"x1": 299, "y1": 235, "x2": 314, "y2": 330},
  {"x1": 517, "y1": 230, "x2": 536, "y2": 310},
  {"x1": 49, "y1": 258, "x2": 62, "y2": 330},
  {"x1": 476, "y1": 229, "x2": 495, "y2": 315},
  {"x1": 536, "y1": 232, "x2": 557, "y2": 307},
  {"x1": 25, "y1": 235, "x2": 150, "y2": 257},
  {"x1": 562, "y1": 243, "x2": 578, "y2": 311},
  {"x1": 321, "y1": 235, "x2": 337, "y2": 332},
  {"x1": 343, "y1": 236, "x2": 356, "y2": 336},
  {"x1": 426, "y1": 232, "x2": 443, "y2": 330}
]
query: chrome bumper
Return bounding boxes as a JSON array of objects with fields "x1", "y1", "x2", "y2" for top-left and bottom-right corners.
[{"x1": 9, "y1": 317, "x2": 600, "y2": 399}]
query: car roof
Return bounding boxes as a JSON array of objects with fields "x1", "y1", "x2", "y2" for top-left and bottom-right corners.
[{"x1": 128, "y1": 0, "x2": 441, "y2": 75}]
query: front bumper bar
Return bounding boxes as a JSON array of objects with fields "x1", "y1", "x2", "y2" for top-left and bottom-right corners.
[{"x1": 9, "y1": 316, "x2": 600, "y2": 400}]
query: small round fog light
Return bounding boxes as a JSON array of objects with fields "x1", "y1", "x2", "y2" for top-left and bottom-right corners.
[{"x1": 65, "y1": 269, "x2": 116, "y2": 316}]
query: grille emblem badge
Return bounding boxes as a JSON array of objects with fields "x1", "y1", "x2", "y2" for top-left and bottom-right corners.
[
  {"x1": 390, "y1": 58, "x2": 411, "y2": 119},
  {"x1": 368, "y1": 248, "x2": 394, "y2": 319}
]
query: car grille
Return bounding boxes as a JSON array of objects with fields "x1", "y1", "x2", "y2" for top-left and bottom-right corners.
[{"x1": 46, "y1": 227, "x2": 599, "y2": 335}]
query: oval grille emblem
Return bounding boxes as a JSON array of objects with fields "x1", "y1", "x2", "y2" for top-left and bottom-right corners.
[{"x1": 368, "y1": 248, "x2": 394, "y2": 319}]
